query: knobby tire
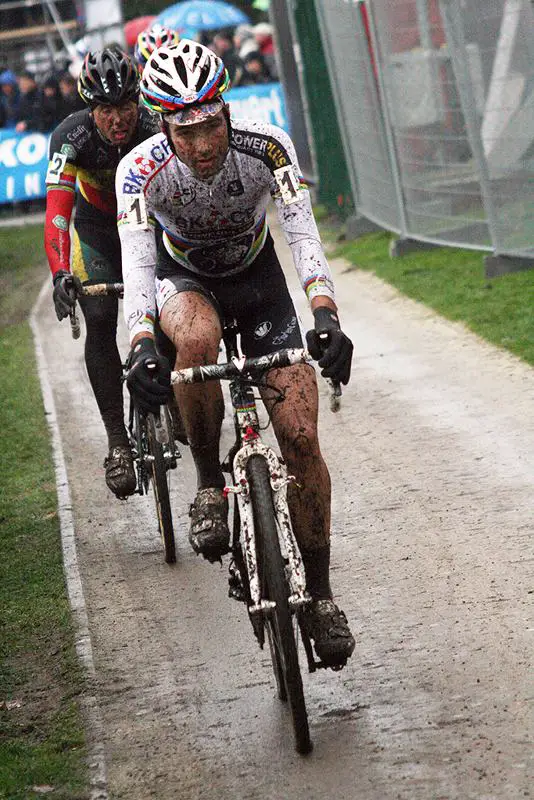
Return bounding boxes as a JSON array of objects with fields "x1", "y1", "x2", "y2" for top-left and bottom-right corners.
[
  {"x1": 247, "y1": 454, "x2": 312, "y2": 754},
  {"x1": 147, "y1": 413, "x2": 176, "y2": 564}
]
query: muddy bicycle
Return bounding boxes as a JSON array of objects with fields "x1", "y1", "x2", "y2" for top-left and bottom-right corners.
[
  {"x1": 170, "y1": 320, "x2": 342, "y2": 754},
  {"x1": 69, "y1": 282, "x2": 179, "y2": 564}
]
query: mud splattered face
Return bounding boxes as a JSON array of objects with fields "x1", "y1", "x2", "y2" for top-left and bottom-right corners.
[
  {"x1": 167, "y1": 111, "x2": 229, "y2": 180},
  {"x1": 92, "y1": 100, "x2": 138, "y2": 146}
]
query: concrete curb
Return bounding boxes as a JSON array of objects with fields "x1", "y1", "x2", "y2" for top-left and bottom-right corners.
[{"x1": 30, "y1": 280, "x2": 108, "y2": 800}]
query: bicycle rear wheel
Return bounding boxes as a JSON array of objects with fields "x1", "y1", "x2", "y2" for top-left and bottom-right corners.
[
  {"x1": 147, "y1": 413, "x2": 176, "y2": 564},
  {"x1": 247, "y1": 454, "x2": 312, "y2": 755}
]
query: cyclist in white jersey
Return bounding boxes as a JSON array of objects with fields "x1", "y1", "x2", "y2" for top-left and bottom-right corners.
[{"x1": 116, "y1": 40, "x2": 355, "y2": 668}]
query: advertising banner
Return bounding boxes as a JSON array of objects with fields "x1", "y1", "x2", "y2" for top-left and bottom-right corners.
[
  {"x1": 0, "y1": 83, "x2": 289, "y2": 205},
  {"x1": 0, "y1": 129, "x2": 50, "y2": 204},
  {"x1": 225, "y1": 83, "x2": 289, "y2": 133}
]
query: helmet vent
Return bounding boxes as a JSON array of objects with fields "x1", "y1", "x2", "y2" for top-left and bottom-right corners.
[{"x1": 174, "y1": 55, "x2": 188, "y2": 86}]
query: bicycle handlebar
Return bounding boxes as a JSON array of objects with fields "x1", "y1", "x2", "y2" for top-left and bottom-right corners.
[
  {"x1": 170, "y1": 348, "x2": 310, "y2": 385},
  {"x1": 67, "y1": 283, "x2": 342, "y2": 408},
  {"x1": 170, "y1": 348, "x2": 342, "y2": 410},
  {"x1": 69, "y1": 282, "x2": 125, "y2": 339}
]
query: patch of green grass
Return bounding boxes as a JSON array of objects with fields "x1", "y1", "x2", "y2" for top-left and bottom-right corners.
[
  {"x1": 0, "y1": 225, "x2": 49, "y2": 327},
  {"x1": 324, "y1": 227, "x2": 534, "y2": 366},
  {"x1": 0, "y1": 224, "x2": 88, "y2": 799}
]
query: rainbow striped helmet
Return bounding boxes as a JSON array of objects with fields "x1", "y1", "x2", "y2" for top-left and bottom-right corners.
[
  {"x1": 140, "y1": 39, "x2": 230, "y2": 115},
  {"x1": 134, "y1": 25, "x2": 180, "y2": 75}
]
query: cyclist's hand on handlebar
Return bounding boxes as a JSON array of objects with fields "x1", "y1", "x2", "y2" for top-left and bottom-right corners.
[
  {"x1": 126, "y1": 336, "x2": 172, "y2": 415},
  {"x1": 305, "y1": 306, "x2": 353, "y2": 385},
  {"x1": 52, "y1": 269, "x2": 76, "y2": 321}
]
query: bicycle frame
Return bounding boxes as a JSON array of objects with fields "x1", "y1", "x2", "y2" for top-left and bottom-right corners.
[{"x1": 170, "y1": 331, "x2": 313, "y2": 620}]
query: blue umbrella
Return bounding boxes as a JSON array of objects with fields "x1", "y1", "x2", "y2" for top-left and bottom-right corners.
[{"x1": 156, "y1": 1, "x2": 250, "y2": 31}]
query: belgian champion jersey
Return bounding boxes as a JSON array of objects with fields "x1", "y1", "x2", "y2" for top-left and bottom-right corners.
[{"x1": 46, "y1": 107, "x2": 158, "y2": 223}]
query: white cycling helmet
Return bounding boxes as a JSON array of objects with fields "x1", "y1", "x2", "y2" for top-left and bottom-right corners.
[{"x1": 140, "y1": 39, "x2": 230, "y2": 115}]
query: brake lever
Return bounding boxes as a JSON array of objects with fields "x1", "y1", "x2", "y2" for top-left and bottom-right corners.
[{"x1": 318, "y1": 331, "x2": 342, "y2": 412}]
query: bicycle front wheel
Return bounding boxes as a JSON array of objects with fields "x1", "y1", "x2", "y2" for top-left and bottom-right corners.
[
  {"x1": 147, "y1": 413, "x2": 176, "y2": 564},
  {"x1": 247, "y1": 454, "x2": 312, "y2": 755}
]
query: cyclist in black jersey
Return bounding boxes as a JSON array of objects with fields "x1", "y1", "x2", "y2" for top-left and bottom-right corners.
[
  {"x1": 118, "y1": 40, "x2": 355, "y2": 668},
  {"x1": 44, "y1": 47, "x2": 158, "y2": 499}
]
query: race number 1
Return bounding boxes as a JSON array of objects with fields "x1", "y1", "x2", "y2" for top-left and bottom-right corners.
[
  {"x1": 46, "y1": 152, "x2": 67, "y2": 184},
  {"x1": 123, "y1": 194, "x2": 149, "y2": 230},
  {"x1": 274, "y1": 165, "x2": 300, "y2": 205}
]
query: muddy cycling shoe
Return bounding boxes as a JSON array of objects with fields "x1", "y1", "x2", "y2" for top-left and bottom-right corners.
[
  {"x1": 168, "y1": 396, "x2": 188, "y2": 445},
  {"x1": 104, "y1": 445, "x2": 136, "y2": 500},
  {"x1": 301, "y1": 599, "x2": 355, "y2": 669},
  {"x1": 189, "y1": 488, "x2": 230, "y2": 563}
]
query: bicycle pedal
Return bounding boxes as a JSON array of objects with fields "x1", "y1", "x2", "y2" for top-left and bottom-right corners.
[{"x1": 228, "y1": 584, "x2": 246, "y2": 602}]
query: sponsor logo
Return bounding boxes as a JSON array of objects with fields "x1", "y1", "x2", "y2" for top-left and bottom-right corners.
[
  {"x1": 227, "y1": 179, "x2": 244, "y2": 196},
  {"x1": 266, "y1": 140, "x2": 288, "y2": 168},
  {"x1": 232, "y1": 131, "x2": 267, "y2": 156},
  {"x1": 171, "y1": 186, "x2": 196, "y2": 206},
  {"x1": 135, "y1": 155, "x2": 156, "y2": 176},
  {"x1": 90, "y1": 257, "x2": 108, "y2": 273},
  {"x1": 150, "y1": 140, "x2": 171, "y2": 163},
  {"x1": 52, "y1": 214, "x2": 68, "y2": 231},
  {"x1": 254, "y1": 320, "x2": 272, "y2": 339},
  {"x1": 60, "y1": 143, "x2": 76, "y2": 159},
  {"x1": 67, "y1": 124, "x2": 89, "y2": 144},
  {"x1": 272, "y1": 316, "x2": 297, "y2": 345},
  {"x1": 96, "y1": 147, "x2": 109, "y2": 166},
  {"x1": 232, "y1": 128, "x2": 290, "y2": 170}
]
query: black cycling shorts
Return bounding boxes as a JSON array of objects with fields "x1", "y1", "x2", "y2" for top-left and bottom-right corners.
[
  {"x1": 155, "y1": 232, "x2": 304, "y2": 358},
  {"x1": 71, "y1": 220, "x2": 122, "y2": 285}
]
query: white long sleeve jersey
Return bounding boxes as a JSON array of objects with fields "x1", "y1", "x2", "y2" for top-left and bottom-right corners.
[{"x1": 115, "y1": 117, "x2": 335, "y2": 341}]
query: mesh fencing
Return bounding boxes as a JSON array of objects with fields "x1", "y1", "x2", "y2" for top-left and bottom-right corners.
[
  {"x1": 314, "y1": 0, "x2": 534, "y2": 258},
  {"x1": 315, "y1": 0, "x2": 403, "y2": 232}
]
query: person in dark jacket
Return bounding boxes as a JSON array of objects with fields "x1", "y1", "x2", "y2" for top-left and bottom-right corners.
[
  {"x1": 240, "y1": 51, "x2": 273, "y2": 86},
  {"x1": 39, "y1": 74, "x2": 64, "y2": 132},
  {"x1": 57, "y1": 72, "x2": 85, "y2": 118},
  {"x1": 210, "y1": 30, "x2": 244, "y2": 86},
  {"x1": 0, "y1": 69, "x2": 20, "y2": 128},
  {"x1": 15, "y1": 71, "x2": 42, "y2": 132}
]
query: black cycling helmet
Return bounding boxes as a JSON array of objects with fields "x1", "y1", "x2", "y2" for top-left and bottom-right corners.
[{"x1": 78, "y1": 47, "x2": 139, "y2": 108}]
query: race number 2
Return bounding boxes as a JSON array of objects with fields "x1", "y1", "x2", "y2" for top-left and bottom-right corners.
[
  {"x1": 274, "y1": 165, "x2": 300, "y2": 205},
  {"x1": 46, "y1": 152, "x2": 67, "y2": 184},
  {"x1": 123, "y1": 194, "x2": 149, "y2": 230}
]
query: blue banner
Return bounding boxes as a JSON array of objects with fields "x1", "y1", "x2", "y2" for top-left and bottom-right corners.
[
  {"x1": 225, "y1": 82, "x2": 289, "y2": 133},
  {"x1": 0, "y1": 129, "x2": 50, "y2": 204}
]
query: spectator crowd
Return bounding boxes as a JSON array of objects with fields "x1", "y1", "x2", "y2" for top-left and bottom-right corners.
[
  {"x1": 0, "y1": 68, "x2": 84, "y2": 133},
  {"x1": 207, "y1": 22, "x2": 278, "y2": 87},
  {"x1": 0, "y1": 21, "x2": 278, "y2": 135}
]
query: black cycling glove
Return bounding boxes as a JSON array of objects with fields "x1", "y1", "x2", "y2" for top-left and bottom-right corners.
[
  {"x1": 305, "y1": 306, "x2": 353, "y2": 385},
  {"x1": 52, "y1": 269, "x2": 76, "y2": 321},
  {"x1": 126, "y1": 336, "x2": 172, "y2": 415}
]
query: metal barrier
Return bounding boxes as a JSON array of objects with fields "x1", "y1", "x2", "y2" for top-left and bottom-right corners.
[{"x1": 313, "y1": 0, "x2": 534, "y2": 264}]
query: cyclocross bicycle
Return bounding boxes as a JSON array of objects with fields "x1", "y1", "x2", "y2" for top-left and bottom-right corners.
[
  {"x1": 170, "y1": 320, "x2": 342, "y2": 754},
  {"x1": 69, "y1": 282, "x2": 179, "y2": 564}
]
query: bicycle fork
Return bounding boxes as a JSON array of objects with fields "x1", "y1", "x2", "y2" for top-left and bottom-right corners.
[{"x1": 228, "y1": 440, "x2": 311, "y2": 617}]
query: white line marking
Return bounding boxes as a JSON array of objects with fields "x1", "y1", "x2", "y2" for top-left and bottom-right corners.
[{"x1": 30, "y1": 280, "x2": 108, "y2": 800}]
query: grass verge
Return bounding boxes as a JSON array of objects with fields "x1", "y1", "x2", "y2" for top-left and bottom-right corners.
[
  {"x1": 322, "y1": 223, "x2": 534, "y2": 366},
  {"x1": 0, "y1": 223, "x2": 88, "y2": 799}
]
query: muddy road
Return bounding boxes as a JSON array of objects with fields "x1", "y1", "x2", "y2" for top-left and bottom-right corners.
[{"x1": 36, "y1": 223, "x2": 532, "y2": 799}]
